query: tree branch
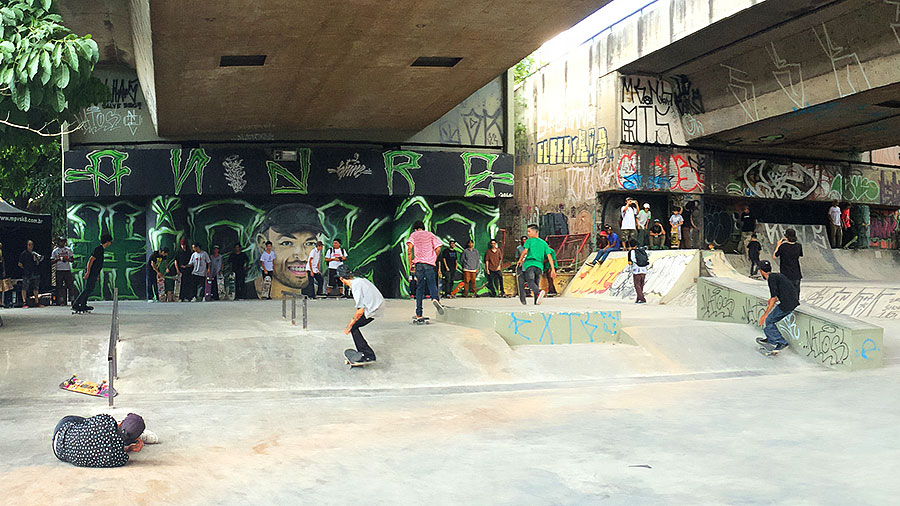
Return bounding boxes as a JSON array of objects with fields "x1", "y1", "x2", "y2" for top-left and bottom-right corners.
[{"x1": 0, "y1": 112, "x2": 81, "y2": 137}]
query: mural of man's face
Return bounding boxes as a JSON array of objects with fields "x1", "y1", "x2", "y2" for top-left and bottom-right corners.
[{"x1": 259, "y1": 229, "x2": 318, "y2": 289}]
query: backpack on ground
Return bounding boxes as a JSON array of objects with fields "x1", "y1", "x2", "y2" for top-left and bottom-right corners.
[{"x1": 633, "y1": 248, "x2": 650, "y2": 267}]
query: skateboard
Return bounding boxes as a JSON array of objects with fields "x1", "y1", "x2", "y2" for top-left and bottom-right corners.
[
  {"x1": 344, "y1": 349, "x2": 373, "y2": 367},
  {"x1": 174, "y1": 272, "x2": 182, "y2": 299},
  {"x1": 59, "y1": 374, "x2": 115, "y2": 398},
  {"x1": 204, "y1": 276, "x2": 213, "y2": 301},
  {"x1": 411, "y1": 316, "x2": 431, "y2": 325},
  {"x1": 72, "y1": 306, "x2": 93, "y2": 314},
  {"x1": 217, "y1": 274, "x2": 227, "y2": 301},
  {"x1": 757, "y1": 341, "x2": 781, "y2": 357},
  {"x1": 156, "y1": 275, "x2": 166, "y2": 301},
  {"x1": 261, "y1": 274, "x2": 272, "y2": 298}
]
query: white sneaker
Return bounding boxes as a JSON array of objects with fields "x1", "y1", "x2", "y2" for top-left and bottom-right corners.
[
  {"x1": 536, "y1": 290, "x2": 546, "y2": 305},
  {"x1": 140, "y1": 429, "x2": 159, "y2": 444}
]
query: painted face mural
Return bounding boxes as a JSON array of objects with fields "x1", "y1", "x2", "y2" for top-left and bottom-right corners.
[{"x1": 69, "y1": 196, "x2": 500, "y2": 299}]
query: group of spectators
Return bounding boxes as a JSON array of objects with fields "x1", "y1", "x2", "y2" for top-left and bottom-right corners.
[{"x1": 590, "y1": 198, "x2": 696, "y2": 265}]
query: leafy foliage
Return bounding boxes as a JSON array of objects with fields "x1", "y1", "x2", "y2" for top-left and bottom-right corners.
[
  {"x1": 0, "y1": 0, "x2": 108, "y2": 146},
  {"x1": 0, "y1": 140, "x2": 64, "y2": 236},
  {"x1": 513, "y1": 55, "x2": 536, "y2": 86}
]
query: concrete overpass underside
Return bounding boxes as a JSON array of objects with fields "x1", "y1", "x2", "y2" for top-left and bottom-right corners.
[{"x1": 58, "y1": 0, "x2": 610, "y2": 140}]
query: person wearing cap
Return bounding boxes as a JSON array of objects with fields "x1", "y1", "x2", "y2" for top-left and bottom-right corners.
[
  {"x1": 636, "y1": 203, "x2": 651, "y2": 248},
  {"x1": 648, "y1": 219, "x2": 666, "y2": 249},
  {"x1": 147, "y1": 246, "x2": 169, "y2": 302},
  {"x1": 324, "y1": 239, "x2": 348, "y2": 297},
  {"x1": 175, "y1": 238, "x2": 193, "y2": 301},
  {"x1": 52, "y1": 413, "x2": 147, "y2": 468},
  {"x1": 52, "y1": 237, "x2": 76, "y2": 306},
  {"x1": 620, "y1": 197, "x2": 638, "y2": 244},
  {"x1": 254, "y1": 204, "x2": 325, "y2": 299},
  {"x1": 338, "y1": 265, "x2": 384, "y2": 364},
  {"x1": 589, "y1": 225, "x2": 620, "y2": 265},
  {"x1": 406, "y1": 220, "x2": 445, "y2": 321},
  {"x1": 755, "y1": 260, "x2": 798, "y2": 352}
]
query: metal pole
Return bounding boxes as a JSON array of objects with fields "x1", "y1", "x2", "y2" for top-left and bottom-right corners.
[
  {"x1": 302, "y1": 295, "x2": 308, "y2": 330},
  {"x1": 108, "y1": 360, "x2": 114, "y2": 407},
  {"x1": 291, "y1": 295, "x2": 296, "y2": 326},
  {"x1": 281, "y1": 293, "x2": 286, "y2": 319}
]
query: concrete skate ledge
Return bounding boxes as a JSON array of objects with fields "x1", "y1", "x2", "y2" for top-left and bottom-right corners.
[
  {"x1": 697, "y1": 278, "x2": 883, "y2": 371},
  {"x1": 437, "y1": 306, "x2": 632, "y2": 346}
]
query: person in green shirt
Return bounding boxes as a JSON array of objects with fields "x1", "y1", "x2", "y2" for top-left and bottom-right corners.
[{"x1": 516, "y1": 224, "x2": 557, "y2": 305}]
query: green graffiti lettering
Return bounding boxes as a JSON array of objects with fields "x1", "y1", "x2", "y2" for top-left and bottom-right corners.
[
  {"x1": 383, "y1": 150, "x2": 422, "y2": 196},
  {"x1": 267, "y1": 149, "x2": 311, "y2": 194},
  {"x1": 64, "y1": 149, "x2": 132, "y2": 197},
  {"x1": 460, "y1": 152, "x2": 514, "y2": 197},
  {"x1": 171, "y1": 148, "x2": 211, "y2": 195}
]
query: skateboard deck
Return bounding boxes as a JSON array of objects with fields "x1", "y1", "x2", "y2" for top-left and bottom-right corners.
[
  {"x1": 174, "y1": 273, "x2": 182, "y2": 299},
  {"x1": 156, "y1": 275, "x2": 166, "y2": 301},
  {"x1": 411, "y1": 316, "x2": 431, "y2": 325},
  {"x1": 204, "y1": 277, "x2": 213, "y2": 301},
  {"x1": 261, "y1": 275, "x2": 272, "y2": 298},
  {"x1": 217, "y1": 274, "x2": 226, "y2": 301},
  {"x1": 449, "y1": 280, "x2": 466, "y2": 296},
  {"x1": 59, "y1": 375, "x2": 115, "y2": 398},
  {"x1": 344, "y1": 349, "x2": 372, "y2": 367},
  {"x1": 757, "y1": 341, "x2": 781, "y2": 357},
  {"x1": 72, "y1": 309, "x2": 92, "y2": 314}
]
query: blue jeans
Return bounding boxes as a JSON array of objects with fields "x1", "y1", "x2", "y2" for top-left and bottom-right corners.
[
  {"x1": 414, "y1": 263, "x2": 440, "y2": 317},
  {"x1": 763, "y1": 305, "x2": 791, "y2": 346},
  {"x1": 594, "y1": 247, "x2": 619, "y2": 263}
]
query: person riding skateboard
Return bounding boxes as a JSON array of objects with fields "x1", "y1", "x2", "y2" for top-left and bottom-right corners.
[
  {"x1": 338, "y1": 265, "x2": 384, "y2": 365},
  {"x1": 516, "y1": 224, "x2": 556, "y2": 305},
  {"x1": 756, "y1": 260, "x2": 798, "y2": 353},
  {"x1": 406, "y1": 220, "x2": 445, "y2": 321}
]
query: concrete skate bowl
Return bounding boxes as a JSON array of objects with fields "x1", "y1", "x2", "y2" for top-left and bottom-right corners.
[
  {"x1": 726, "y1": 223, "x2": 900, "y2": 282},
  {"x1": 564, "y1": 250, "x2": 699, "y2": 304},
  {"x1": 697, "y1": 278, "x2": 883, "y2": 371}
]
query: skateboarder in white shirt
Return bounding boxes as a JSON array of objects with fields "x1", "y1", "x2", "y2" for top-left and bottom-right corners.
[{"x1": 338, "y1": 265, "x2": 383, "y2": 364}]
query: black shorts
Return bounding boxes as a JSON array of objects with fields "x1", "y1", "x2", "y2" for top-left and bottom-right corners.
[{"x1": 328, "y1": 268, "x2": 341, "y2": 287}]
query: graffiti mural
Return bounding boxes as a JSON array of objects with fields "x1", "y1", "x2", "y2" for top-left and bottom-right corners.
[
  {"x1": 620, "y1": 76, "x2": 686, "y2": 145},
  {"x1": 869, "y1": 208, "x2": 899, "y2": 249},
  {"x1": 70, "y1": 196, "x2": 500, "y2": 300},
  {"x1": 64, "y1": 147, "x2": 514, "y2": 199},
  {"x1": 804, "y1": 285, "x2": 900, "y2": 319},
  {"x1": 497, "y1": 310, "x2": 621, "y2": 346},
  {"x1": 68, "y1": 201, "x2": 147, "y2": 300},
  {"x1": 614, "y1": 150, "x2": 706, "y2": 193}
]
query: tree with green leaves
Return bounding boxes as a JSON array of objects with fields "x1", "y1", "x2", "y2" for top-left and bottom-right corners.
[{"x1": 0, "y1": 0, "x2": 107, "y2": 145}]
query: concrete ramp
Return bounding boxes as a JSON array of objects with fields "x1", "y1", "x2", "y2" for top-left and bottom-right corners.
[
  {"x1": 702, "y1": 250, "x2": 756, "y2": 281},
  {"x1": 565, "y1": 249, "x2": 699, "y2": 304},
  {"x1": 753, "y1": 223, "x2": 851, "y2": 280},
  {"x1": 697, "y1": 277, "x2": 883, "y2": 371}
]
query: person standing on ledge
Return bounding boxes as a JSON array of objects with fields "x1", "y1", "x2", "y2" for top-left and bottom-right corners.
[
  {"x1": 747, "y1": 233, "x2": 762, "y2": 278},
  {"x1": 516, "y1": 224, "x2": 556, "y2": 305},
  {"x1": 72, "y1": 234, "x2": 112, "y2": 312},
  {"x1": 772, "y1": 228, "x2": 803, "y2": 296},
  {"x1": 756, "y1": 260, "x2": 798, "y2": 353},
  {"x1": 827, "y1": 201, "x2": 842, "y2": 249}
]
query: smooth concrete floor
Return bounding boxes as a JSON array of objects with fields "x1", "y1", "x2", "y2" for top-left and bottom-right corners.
[{"x1": 1, "y1": 297, "x2": 898, "y2": 505}]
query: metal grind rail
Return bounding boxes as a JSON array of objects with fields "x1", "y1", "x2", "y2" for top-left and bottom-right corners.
[
  {"x1": 107, "y1": 288, "x2": 119, "y2": 407},
  {"x1": 281, "y1": 291, "x2": 308, "y2": 329}
]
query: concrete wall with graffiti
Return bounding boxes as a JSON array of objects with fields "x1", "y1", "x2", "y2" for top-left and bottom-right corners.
[
  {"x1": 68, "y1": 67, "x2": 163, "y2": 144},
  {"x1": 697, "y1": 277, "x2": 883, "y2": 371},
  {"x1": 407, "y1": 75, "x2": 505, "y2": 147},
  {"x1": 67, "y1": 195, "x2": 500, "y2": 301}
]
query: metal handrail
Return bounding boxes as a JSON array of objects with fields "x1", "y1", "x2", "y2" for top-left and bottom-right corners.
[
  {"x1": 107, "y1": 288, "x2": 119, "y2": 407},
  {"x1": 281, "y1": 291, "x2": 308, "y2": 329}
]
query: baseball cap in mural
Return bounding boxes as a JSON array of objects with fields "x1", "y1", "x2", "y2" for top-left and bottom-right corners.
[
  {"x1": 260, "y1": 204, "x2": 325, "y2": 236},
  {"x1": 337, "y1": 264, "x2": 353, "y2": 279},
  {"x1": 120, "y1": 413, "x2": 145, "y2": 445},
  {"x1": 758, "y1": 260, "x2": 773, "y2": 273}
]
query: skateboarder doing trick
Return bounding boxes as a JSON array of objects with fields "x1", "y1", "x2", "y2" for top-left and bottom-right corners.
[
  {"x1": 516, "y1": 224, "x2": 556, "y2": 305},
  {"x1": 406, "y1": 220, "x2": 445, "y2": 321},
  {"x1": 338, "y1": 265, "x2": 384, "y2": 365},
  {"x1": 755, "y1": 260, "x2": 798, "y2": 353}
]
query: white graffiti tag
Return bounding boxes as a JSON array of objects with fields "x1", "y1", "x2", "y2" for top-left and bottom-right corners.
[{"x1": 327, "y1": 153, "x2": 372, "y2": 180}]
